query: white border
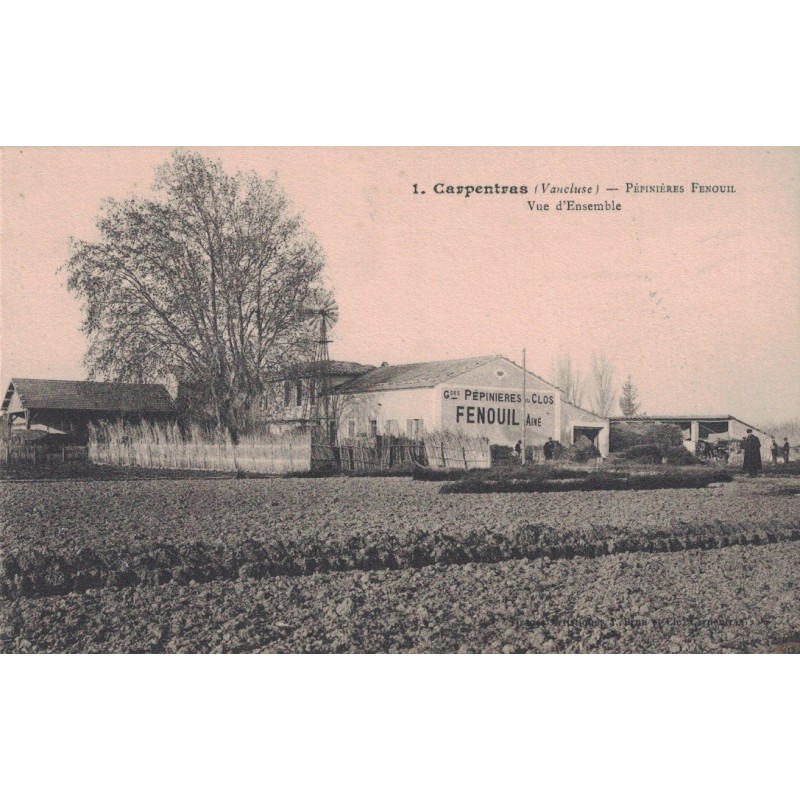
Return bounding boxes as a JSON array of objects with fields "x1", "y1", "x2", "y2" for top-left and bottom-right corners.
[{"x1": 2, "y1": 4, "x2": 797, "y2": 799}]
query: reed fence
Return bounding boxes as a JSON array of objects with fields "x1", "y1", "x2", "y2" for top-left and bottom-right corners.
[
  {"x1": 88, "y1": 421, "x2": 312, "y2": 474},
  {"x1": 84, "y1": 422, "x2": 490, "y2": 475}
]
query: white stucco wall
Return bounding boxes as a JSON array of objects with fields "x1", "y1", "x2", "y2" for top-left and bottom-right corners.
[
  {"x1": 5, "y1": 389, "x2": 24, "y2": 415},
  {"x1": 336, "y1": 388, "x2": 437, "y2": 438},
  {"x1": 334, "y1": 357, "x2": 611, "y2": 453},
  {"x1": 561, "y1": 400, "x2": 609, "y2": 456},
  {"x1": 727, "y1": 419, "x2": 774, "y2": 462}
]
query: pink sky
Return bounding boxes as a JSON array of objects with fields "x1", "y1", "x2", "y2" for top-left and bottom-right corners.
[{"x1": 1, "y1": 147, "x2": 798, "y2": 424}]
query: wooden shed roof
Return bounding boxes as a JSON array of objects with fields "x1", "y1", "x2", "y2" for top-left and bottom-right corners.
[{"x1": 2, "y1": 379, "x2": 174, "y2": 414}]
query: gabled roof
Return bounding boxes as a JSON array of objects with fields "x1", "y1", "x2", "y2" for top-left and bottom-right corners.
[
  {"x1": 331, "y1": 355, "x2": 507, "y2": 394},
  {"x1": 280, "y1": 360, "x2": 376, "y2": 379},
  {"x1": 563, "y1": 399, "x2": 608, "y2": 422},
  {"x1": 2, "y1": 379, "x2": 175, "y2": 414}
]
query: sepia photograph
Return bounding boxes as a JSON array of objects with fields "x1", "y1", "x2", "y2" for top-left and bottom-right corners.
[{"x1": 1, "y1": 146, "x2": 798, "y2": 655}]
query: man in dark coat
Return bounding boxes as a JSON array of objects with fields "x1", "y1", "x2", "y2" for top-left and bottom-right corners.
[
  {"x1": 782, "y1": 438, "x2": 791, "y2": 463},
  {"x1": 543, "y1": 437, "x2": 555, "y2": 460},
  {"x1": 770, "y1": 438, "x2": 779, "y2": 465},
  {"x1": 742, "y1": 429, "x2": 762, "y2": 477}
]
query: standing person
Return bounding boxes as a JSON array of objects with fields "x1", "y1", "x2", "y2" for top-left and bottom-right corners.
[
  {"x1": 514, "y1": 440, "x2": 522, "y2": 460},
  {"x1": 782, "y1": 437, "x2": 791, "y2": 464},
  {"x1": 543, "y1": 437, "x2": 555, "y2": 460},
  {"x1": 770, "y1": 438, "x2": 779, "y2": 465},
  {"x1": 742, "y1": 429, "x2": 762, "y2": 477}
]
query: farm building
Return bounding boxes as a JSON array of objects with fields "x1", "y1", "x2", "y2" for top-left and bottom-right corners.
[
  {"x1": 610, "y1": 415, "x2": 774, "y2": 462},
  {"x1": 2, "y1": 378, "x2": 175, "y2": 443},
  {"x1": 265, "y1": 360, "x2": 377, "y2": 439},
  {"x1": 269, "y1": 355, "x2": 610, "y2": 455}
]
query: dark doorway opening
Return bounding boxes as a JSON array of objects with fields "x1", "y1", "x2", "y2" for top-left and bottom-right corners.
[{"x1": 573, "y1": 427, "x2": 602, "y2": 446}]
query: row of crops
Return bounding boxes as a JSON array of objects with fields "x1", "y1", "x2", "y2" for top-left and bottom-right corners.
[
  {"x1": 2, "y1": 476, "x2": 798, "y2": 601},
  {"x1": 5, "y1": 542, "x2": 799, "y2": 653}
]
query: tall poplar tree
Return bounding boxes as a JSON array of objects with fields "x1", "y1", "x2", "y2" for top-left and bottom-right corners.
[{"x1": 619, "y1": 375, "x2": 641, "y2": 417}]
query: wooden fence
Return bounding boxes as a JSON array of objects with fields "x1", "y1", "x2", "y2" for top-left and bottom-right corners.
[
  {"x1": 7, "y1": 420, "x2": 490, "y2": 475},
  {"x1": 4, "y1": 441, "x2": 88, "y2": 465},
  {"x1": 314, "y1": 435, "x2": 427, "y2": 472},
  {"x1": 312, "y1": 431, "x2": 491, "y2": 473},
  {"x1": 422, "y1": 431, "x2": 491, "y2": 469}
]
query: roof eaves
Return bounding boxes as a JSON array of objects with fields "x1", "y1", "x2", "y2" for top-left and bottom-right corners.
[{"x1": 501, "y1": 358, "x2": 562, "y2": 392}]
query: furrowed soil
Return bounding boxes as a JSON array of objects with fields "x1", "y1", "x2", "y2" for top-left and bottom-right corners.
[{"x1": 2, "y1": 473, "x2": 799, "y2": 653}]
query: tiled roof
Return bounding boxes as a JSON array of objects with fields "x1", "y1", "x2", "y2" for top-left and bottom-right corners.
[
  {"x1": 331, "y1": 355, "x2": 503, "y2": 394},
  {"x1": 3, "y1": 379, "x2": 175, "y2": 413},
  {"x1": 280, "y1": 360, "x2": 376, "y2": 378},
  {"x1": 610, "y1": 415, "x2": 735, "y2": 422},
  {"x1": 610, "y1": 415, "x2": 771, "y2": 435}
]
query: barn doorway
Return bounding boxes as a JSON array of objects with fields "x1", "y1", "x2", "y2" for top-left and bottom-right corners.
[{"x1": 572, "y1": 427, "x2": 602, "y2": 447}]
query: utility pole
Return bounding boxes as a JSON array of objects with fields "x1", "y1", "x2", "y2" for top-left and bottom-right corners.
[{"x1": 522, "y1": 348, "x2": 527, "y2": 465}]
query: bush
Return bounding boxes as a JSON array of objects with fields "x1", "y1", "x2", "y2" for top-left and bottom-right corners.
[
  {"x1": 664, "y1": 446, "x2": 700, "y2": 466},
  {"x1": 610, "y1": 421, "x2": 683, "y2": 452},
  {"x1": 413, "y1": 464, "x2": 593, "y2": 482},
  {"x1": 762, "y1": 460, "x2": 800, "y2": 475},
  {"x1": 490, "y1": 444, "x2": 515, "y2": 464},
  {"x1": 558, "y1": 437, "x2": 601, "y2": 463},
  {"x1": 440, "y1": 467, "x2": 733, "y2": 494},
  {"x1": 615, "y1": 444, "x2": 663, "y2": 464}
]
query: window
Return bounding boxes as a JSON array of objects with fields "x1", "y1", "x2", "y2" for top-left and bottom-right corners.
[
  {"x1": 295, "y1": 380, "x2": 303, "y2": 407},
  {"x1": 407, "y1": 419, "x2": 423, "y2": 438},
  {"x1": 309, "y1": 381, "x2": 316, "y2": 406},
  {"x1": 284, "y1": 380, "x2": 291, "y2": 407},
  {"x1": 369, "y1": 419, "x2": 378, "y2": 438},
  {"x1": 385, "y1": 419, "x2": 398, "y2": 436}
]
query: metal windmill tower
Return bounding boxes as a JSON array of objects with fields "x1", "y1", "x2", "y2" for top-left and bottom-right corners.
[{"x1": 300, "y1": 289, "x2": 339, "y2": 442}]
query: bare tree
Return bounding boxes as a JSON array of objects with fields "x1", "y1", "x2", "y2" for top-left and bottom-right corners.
[
  {"x1": 553, "y1": 353, "x2": 585, "y2": 407},
  {"x1": 589, "y1": 352, "x2": 616, "y2": 417},
  {"x1": 63, "y1": 150, "x2": 325, "y2": 441},
  {"x1": 619, "y1": 375, "x2": 641, "y2": 417}
]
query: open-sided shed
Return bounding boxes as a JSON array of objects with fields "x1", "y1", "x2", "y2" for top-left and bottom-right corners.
[{"x1": 2, "y1": 378, "x2": 175, "y2": 442}]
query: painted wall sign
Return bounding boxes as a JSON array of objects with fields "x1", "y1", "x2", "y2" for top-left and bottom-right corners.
[{"x1": 440, "y1": 385, "x2": 556, "y2": 445}]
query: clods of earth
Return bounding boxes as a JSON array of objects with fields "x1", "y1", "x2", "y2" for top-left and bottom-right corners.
[{"x1": 2, "y1": 473, "x2": 798, "y2": 653}]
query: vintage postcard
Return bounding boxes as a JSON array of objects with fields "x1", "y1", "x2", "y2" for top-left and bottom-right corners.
[{"x1": 1, "y1": 147, "x2": 798, "y2": 654}]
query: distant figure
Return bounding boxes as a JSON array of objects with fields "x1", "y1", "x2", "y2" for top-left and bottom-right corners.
[
  {"x1": 783, "y1": 438, "x2": 791, "y2": 464},
  {"x1": 742, "y1": 429, "x2": 762, "y2": 477},
  {"x1": 770, "y1": 438, "x2": 779, "y2": 465},
  {"x1": 543, "y1": 437, "x2": 555, "y2": 460},
  {"x1": 514, "y1": 440, "x2": 522, "y2": 459}
]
